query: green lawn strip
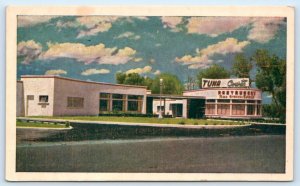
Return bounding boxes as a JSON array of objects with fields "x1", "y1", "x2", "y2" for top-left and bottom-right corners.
[
  {"x1": 30, "y1": 116, "x2": 244, "y2": 125},
  {"x1": 17, "y1": 121, "x2": 68, "y2": 128}
]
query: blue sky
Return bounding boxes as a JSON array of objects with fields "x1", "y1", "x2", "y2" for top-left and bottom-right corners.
[{"x1": 17, "y1": 15, "x2": 286, "y2": 91}]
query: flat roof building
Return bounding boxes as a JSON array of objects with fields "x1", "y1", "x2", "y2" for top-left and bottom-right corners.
[
  {"x1": 17, "y1": 75, "x2": 148, "y2": 116},
  {"x1": 183, "y1": 78, "x2": 262, "y2": 119}
]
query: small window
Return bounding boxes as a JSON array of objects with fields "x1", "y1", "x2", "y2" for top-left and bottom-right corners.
[
  {"x1": 128, "y1": 95, "x2": 142, "y2": 100},
  {"x1": 39, "y1": 95, "x2": 48, "y2": 103},
  {"x1": 232, "y1": 100, "x2": 245, "y2": 103},
  {"x1": 67, "y1": 97, "x2": 84, "y2": 108},
  {"x1": 206, "y1": 99, "x2": 215, "y2": 103},
  {"x1": 218, "y1": 99, "x2": 230, "y2": 103}
]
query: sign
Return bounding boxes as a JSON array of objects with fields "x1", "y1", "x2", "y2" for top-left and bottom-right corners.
[{"x1": 202, "y1": 78, "x2": 249, "y2": 88}]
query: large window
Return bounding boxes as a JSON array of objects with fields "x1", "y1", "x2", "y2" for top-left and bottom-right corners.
[
  {"x1": 217, "y1": 104, "x2": 230, "y2": 115},
  {"x1": 127, "y1": 95, "x2": 143, "y2": 112},
  {"x1": 247, "y1": 104, "x2": 255, "y2": 115},
  {"x1": 206, "y1": 104, "x2": 215, "y2": 115},
  {"x1": 232, "y1": 104, "x2": 245, "y2": 115},
  {"x1": 112, "y1": 94, "x2": 125, "y2": 112},
  {"x1": 67, "y1": 97, "x2": 84, "y2": 108},
  {"x1": 99, "y1": 93, "x2": 111, "y2": 112}
]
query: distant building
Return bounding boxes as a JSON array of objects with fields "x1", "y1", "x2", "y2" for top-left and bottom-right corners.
[
  {"x1": 183, "y1": 78, "x2": 262, "y2": 119},
  {"x1": 17, "y1": 76, "x2": 262, "y2": 119}
]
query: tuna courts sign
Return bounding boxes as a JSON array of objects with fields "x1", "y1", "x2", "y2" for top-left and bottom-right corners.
[{"x1": 202, "y1": 78, "x2": 250, "y2": 88}]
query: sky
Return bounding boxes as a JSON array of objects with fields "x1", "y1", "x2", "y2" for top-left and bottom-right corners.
[{"x1": 17, "y1": 15, "x2": 287, "y2": 97}]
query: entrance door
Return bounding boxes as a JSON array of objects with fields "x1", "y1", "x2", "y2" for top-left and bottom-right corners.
[{"x1": 171, "y1": 104, "x2": 183, "y2": 117}]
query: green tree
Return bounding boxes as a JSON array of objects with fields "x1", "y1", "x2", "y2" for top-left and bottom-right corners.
[
  {"x1": 232, "y1": 53, "x2": 253, "y2": 78},
  {"x1": 123, "y1": 73, "x2": 145, "y2": 86},
  {"x1": 252, "y1": 49, "x2": 286, "y2": 122},
  {"x1": 197, "y1": 64, "x2": 230, "y2": 88},
  {"x1": 116, "y1": 72, "x2": 126, "y2": 84},
  {"x1": 151, "y1": 73, "x2": 184, "y2": 95}
]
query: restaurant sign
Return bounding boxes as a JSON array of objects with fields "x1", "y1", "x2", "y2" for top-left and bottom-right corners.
[{"x1": 202, "y1": 78, "x2": 249, "y2": 88}]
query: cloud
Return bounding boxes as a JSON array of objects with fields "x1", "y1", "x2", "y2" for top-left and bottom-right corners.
[
  {"x1": 175, "y1": 38, "x2": 250, "y2": 69},
  {"x1": 186, "y1": 17, "x2": 285, "y2": 43},
  {"x1": 17, "y1": 40, "x2": 43, "y2": 64},
  {"x1": 17, "y1": 15, "x2": 58, "y2": 27},
  {"x1": 133, "y1": 57, "x2": 143, "y2": 62},
  {"x1": 45, "y1": 69, "x2": 67, "y2": 75},
  {"x1": 125, "y1": 66, "x2": 152, "y2": 75},
  {"x1": 153, "y1": 70, "x2": 161, "y2": 75},
  {"x1": 57, "y1": 16, "x2": 148, "y2": 38},
  {"x1": 40, "y1": 42, "x2": 137, "y2": 65},
  {"x1": 114, "y1": 31, "x2": 141, "y2": 40},
  {"x1": 161, "y1": 17, "x2": 183, "y2": 32},
  {"x1": 81, "y1": 68, "x2": 110, "y2": 76},
  {"x1": 247, "y1": 18, "x2": 285, "y2": 43}
]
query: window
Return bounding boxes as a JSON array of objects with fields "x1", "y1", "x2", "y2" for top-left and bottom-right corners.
[
  {"x1": 100, "y1": 93, "x2": 110, "y2": 98},
  {"x1": 232, "y1": 104, "x2": 245, "y2": 115},
  {"x1": 39, "y1": 95, "x2": 48, "y2": 103},
  {"x1": 217, "y1": 104, "x2": 230, "y2": 115},
  {"x1": 206, "y1": 99, "x2": 215, "y2": 103},
  {"x1": 217, "y1": 99, "x2": 230, "y2": 103},
  {"x1": 67, "y1": 97, "x2": 84, "y2": 108},
  {"x1": 232, "y1": 100, "x2": 245, "y2": 103},
  {"x1": 127, "y1": 95, "x2": 143, "y2": 112},
  {"x1": 206, "y1": 104, "x2": 215, "y2": 114},
  {"x1": 247, "y1": 100, "x2": 255, "y2": 103},
  {"x1": 112, "y1": 94, "x2": 123, "y2": 99},
  {"x1": 257, "y1": 105, "x2": 261, "y2": 115},
  {"x1": 247, "y1": 105, "x2": 255, "y2": 115},
  {"x1": 99, "y1": 93, "x2": 111, "y2": 112}
]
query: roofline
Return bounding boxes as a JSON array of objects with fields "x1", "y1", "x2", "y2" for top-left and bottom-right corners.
[
  {"x1": 147, "y1": 94, "x2": 205, "y2": 99},
  {"x1": 184, "y1": 87, "x2": 261, "y2": 93},
  {"x1": 20, "y1": 75, "x2": 148, "y2": 89}
]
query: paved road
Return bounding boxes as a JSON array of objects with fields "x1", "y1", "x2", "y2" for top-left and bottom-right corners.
[{"x1": 16, "y1": 135, "x2": 285, "y2": 173}]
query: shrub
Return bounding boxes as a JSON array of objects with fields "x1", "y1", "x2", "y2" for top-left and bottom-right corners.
[
  {"x1": 194, "y1": 122, "x2": 198, "y2": 125},
  {"x1": 65, "y1": 121, "x2": 70, "y2": 127},
  {"x1": 178, "y1": 121, "x2": 185, "y2": 125}
]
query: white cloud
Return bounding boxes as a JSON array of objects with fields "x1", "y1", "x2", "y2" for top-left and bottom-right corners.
[
  {"x1": 17, "y1": 40, "x2": 43, "y2": 64},
  {"x1": 153, "y1": 70, "x2": 161, "y2": 75},
  {"x1": 175, "y1": 38, "x2": 250, "y2": 69},
  {"x1": 161, "y1": 17, "x2": 183, "y2": 32},
  {"x1": 247, "y1": 18, "x2": 285, "y2": 43},
  {"x1": 132, "y1": 57, "x2": 143, "y2": 62},
  {"x1": 186, "y1": 17, "x2": 285, "y2": 43},
  {"x1": 126, "y1": 66, "x2": 152, "y2": 75},
  {"x1": 39, "y1": 42, "x2": 137, "y2": 65},
  {"x1": 114, "y1": 31, "x2": 141, "y2": 40},
  {"x1": 81, "y1": 68, "x2": 110, "y2": 76},
  {"x1": 45, "y1": 69, "x2": 67, "y2": 75},
  {"x1": 17, "y1": 15, "x2": 58, "y2": 27}
]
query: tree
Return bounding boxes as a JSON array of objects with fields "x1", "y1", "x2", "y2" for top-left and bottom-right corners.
[
  {"x1": 197, "y1": 64, "x2": 230, "y2": 88},
  {"x1": 151, "y1": 73, "x2": 184, "y2": 95},
  {"x1": 116, "y1": 72, "x2": 126, "y2": 84},
  {"x1": 115, "y1": 72, "x2": 145, "y2": 86},
  {"x1": 232, "y1": 53, "x2": 253, "y2": 78},
  {"x1": 251, "y1": 49, "x2": 286, "y2": 122}
]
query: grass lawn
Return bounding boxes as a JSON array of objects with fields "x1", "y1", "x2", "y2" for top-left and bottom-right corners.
[
  {"x1": 17, "y1": 121, "x2": 69, "y2": 128},
  {"x1": 31, "y1": 116, "x2": 245, "y2": 125}
]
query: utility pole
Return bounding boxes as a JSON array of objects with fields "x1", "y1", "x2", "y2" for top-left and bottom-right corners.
[{"x1": 158, "y1": 78, "x2": 163, "y2": 119}]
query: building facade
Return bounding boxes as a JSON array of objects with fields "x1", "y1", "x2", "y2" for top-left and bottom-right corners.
[
  {"x1": 17, "y1": 75, "x2": 147, "y2": 116},
  {"x1": 17, "y1": 76, "x2": 262, "y2": 119},
  {"x1": 183, "y1": 78, "x2": 262, "y2": 119}
]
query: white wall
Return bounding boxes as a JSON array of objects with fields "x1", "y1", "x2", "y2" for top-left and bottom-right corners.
[
  {"x1": 53, "y1": 77, "x2": 147, "y2": 116},
  {"x1": 153, "y1": 99, "x2": 187, "y2": 118},
  {"x1": 20, "y1": 77, "x2": 55, "y2": 116}
]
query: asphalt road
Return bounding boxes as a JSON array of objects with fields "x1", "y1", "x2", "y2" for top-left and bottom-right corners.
[{"x1": 16, "y1": 135, "x2": 285, "y2": 173}]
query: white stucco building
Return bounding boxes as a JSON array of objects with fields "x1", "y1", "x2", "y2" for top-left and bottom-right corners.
[{"x1": 17, "y1": 75, "x2": 147, "y2": 116}]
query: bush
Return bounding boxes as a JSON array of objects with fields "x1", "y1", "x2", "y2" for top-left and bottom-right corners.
[
  {"x1": 178, "y1": 121, "x2": 185, "y2": 125},
  {"x1": 65, "y1": 121, "x2": 70, "y2": 127},
  {"x1": 194, "y1": 122, "x2": 198, "y2": 125}
]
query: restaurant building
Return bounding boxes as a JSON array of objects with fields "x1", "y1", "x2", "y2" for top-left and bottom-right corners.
[{"x1": 183, "y1": 78, "x2": 262, "y2": 119}]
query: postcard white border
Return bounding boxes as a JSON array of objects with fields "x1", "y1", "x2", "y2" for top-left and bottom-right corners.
[{"x1": 6, "y1": 6, "x2": 294, "y2": 181}]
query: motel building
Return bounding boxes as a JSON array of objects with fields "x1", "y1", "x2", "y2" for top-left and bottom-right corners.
[{"x1": 17, "y1": 75, "x2": 262, "y2": 119}]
